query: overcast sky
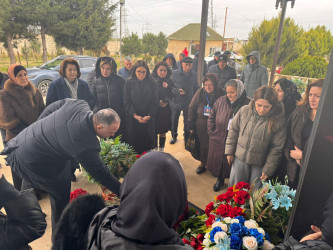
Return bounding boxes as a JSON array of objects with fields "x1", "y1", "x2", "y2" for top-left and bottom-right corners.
[{"x1": 114, "y1": 0, "x2": 333, "y2": 40}]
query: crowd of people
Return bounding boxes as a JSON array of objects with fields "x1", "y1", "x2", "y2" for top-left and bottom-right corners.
[{"x1": 0, "y1": 49, "x2": 329, "y2": 249}]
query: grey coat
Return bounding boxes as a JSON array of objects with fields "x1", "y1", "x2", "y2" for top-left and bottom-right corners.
[
  {"x1": 240, "y1": 51, "x2": 268, "y2": 98},
  {"x1": 208, "y1": 64, "x2": 237, "y2": 89},
  {"x1": 225, "y1": 102, "x2": 286, "y2": 177}
]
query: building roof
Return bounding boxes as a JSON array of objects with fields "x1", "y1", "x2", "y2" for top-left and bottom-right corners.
[{"x1": 167, "y1": 23, "x2": 224, "y2": 41}]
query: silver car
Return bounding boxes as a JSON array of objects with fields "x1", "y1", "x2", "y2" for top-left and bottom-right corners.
[{"x1": 27, "y1": 55, "x2": 97, "y2": 96}]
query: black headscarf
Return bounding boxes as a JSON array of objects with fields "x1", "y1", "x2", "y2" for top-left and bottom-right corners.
[
  {"x1": 111, "y1": 151, "x2": 187, "y2": 245},
  {"x1": 274, "y1": 78, "x2": 301, "y2": 119}
]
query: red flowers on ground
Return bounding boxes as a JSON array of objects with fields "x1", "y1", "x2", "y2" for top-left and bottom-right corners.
[
  {"x1": 70, "y1": 188, "x2": 88, "y2": 202},
  {"x1": 235, "y1": 181, "x2": 250, "y2": 190}
]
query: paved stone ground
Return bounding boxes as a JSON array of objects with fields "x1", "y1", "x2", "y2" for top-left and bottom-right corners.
[{"x1": 0, "y1": 115, "x2": 228, "y2": 249}]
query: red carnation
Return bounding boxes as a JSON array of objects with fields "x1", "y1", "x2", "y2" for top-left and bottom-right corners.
[
  {"x1": 205, "y1": 202, "x2": 214, "y2": 216},
  {"x1": 197, "y1": 234, "x2": 204, "y2": 242},
  {"x1": 231, "y1": 206, "x2": 246, "y2": 217},
  {"x1": 235, "y1": 181, "x2": 250, "y2": 190},
  {"x1": 183, "y1": 238, "x2": 190, "y2": 244},
  {"x1": 237, "y1": 190, "x2": 250, "y2": 199},
  {"x1": 216, "y1": 190, "x2": 234, "y2": 203},
  {"x1": 135, "y1": 155, "x2": 141, "y2": 158},
  {"x1": 205, "y1": 214, "x2": 215, "y2": 227},
  {"x1": 216, "y1": 204, "x2": 233, "y2": 217},
  {"x1": 234, "y1": 195, "x2": 246, "y2": 205},
  {"x1": 70, "y1": 188, "x2": 88, "y2": 202}
]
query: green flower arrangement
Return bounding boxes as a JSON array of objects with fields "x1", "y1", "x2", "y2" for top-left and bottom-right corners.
[{"x1": 83, "y1": 136, "x2": 137, "y2": 183}]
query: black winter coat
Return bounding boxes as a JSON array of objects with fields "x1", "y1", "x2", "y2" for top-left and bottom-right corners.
[
  {"x1": 1, "y1": 99, "x2": 121, "y2": 195},
  {"x1": 0, "y1": 176, "x2": 46, "y2": 249},
  {"x1": 46, "y1": 77, "x2": 95, "y2": 109},
  {"x1": 124, "y1": 77, "x2": 158, "y2": 153},
  {"x1": 90, "y1": 58, "x2": 126, "y2": 137},
  {"x1": 171, "y1": 69, "x2": 199, "y2": 110},
  {"x1": 208, "y1": 64, "x2": 237, "y2": 89},
  {"x1": 284, "y1": 104, "x2": 312, "y2": 188}
]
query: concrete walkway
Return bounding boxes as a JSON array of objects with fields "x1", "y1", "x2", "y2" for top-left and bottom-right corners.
[{"x1": 0, "y1": 115, "x2": 228, "y2": 249}]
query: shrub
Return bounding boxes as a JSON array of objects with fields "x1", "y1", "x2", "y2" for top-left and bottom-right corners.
[{"x1": 283, "y1": 56, "x2": 328, "y2": 78}]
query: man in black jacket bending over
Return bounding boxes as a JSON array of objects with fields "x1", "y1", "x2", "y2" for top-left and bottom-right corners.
[{"x1": 1, "y1": 98, "x2": 121, "y2": 232}]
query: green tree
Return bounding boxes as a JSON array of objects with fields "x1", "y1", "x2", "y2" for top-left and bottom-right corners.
[
  {"x1": 21, "y1": 0, "x2": 60, "y2": 62},
  {"x1": 49, "y1": 0, "x2": 116, "y2": 54},
  {"x1": 121, "y1": 33, "x2": 142, "y2": 57},
  {"x1": 299, "y1": 25, "x2": 333, "y2": 57},
  {"x1": 155, "y1": 32, "x2": 168, "y2": 56},
  {"x1": 0, "y1": 0, "x2": 36, "y2": 63},
  {"x1": 283, "y1": 56, "x2": 328, "y2": 78},
  {"x1": 242, "y1": 14, "x2": 303, "y2": 68},
  {"x1": 142, "y1": 33, "x2": 158, "y2": 57}
]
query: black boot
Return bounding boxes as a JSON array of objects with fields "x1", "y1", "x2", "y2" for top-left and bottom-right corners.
[
  {"x1": 159, "y1": 136, "x2": 166, "y2": 151},
  {"x1": 213, "y1": 178, "x2": 225, "y2": 192},
  {"x1": 196, "y1": 165, "x2": 206, "y2": 174},
  {"x1": 169, "y1": 137, "x2": 177, "y2": 144}
]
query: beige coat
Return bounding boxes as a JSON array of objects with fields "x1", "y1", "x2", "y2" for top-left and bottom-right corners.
[{"x1": 225, "y1": 101, "x2": 286, "y2": 177}]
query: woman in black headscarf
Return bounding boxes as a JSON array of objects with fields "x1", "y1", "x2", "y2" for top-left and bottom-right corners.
[
  {"x1": 52, "y1": 152, "x2": 190, "y2": 250},
  {"x1": 274, "y1": 78, "x2": 301, "y2": 120}
]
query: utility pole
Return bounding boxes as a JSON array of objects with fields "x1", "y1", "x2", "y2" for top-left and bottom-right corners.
[
  {"x1": 269, "y1": 0, "x2": 295, "y2": 86},
  {"x1": 119, "y1": 0, "x2": 125, "y2": 67},
  {"x1": 209, "y1": 0, "x2": 214, "y2": 29},
  {"x1": 197, "y1": 0, "x2": 209, "y2": 87},
  {"x1": 222, "y1": 7, "x2": 228, "y2": 50}
]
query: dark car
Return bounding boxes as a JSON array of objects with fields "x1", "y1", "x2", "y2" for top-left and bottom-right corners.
[{"x1": 27, "y1": 55, "x2": 97, "y2": 96}]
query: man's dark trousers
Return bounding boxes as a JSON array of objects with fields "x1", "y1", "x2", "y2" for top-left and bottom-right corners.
[
  {"x1": 171, "y1": 107, "x2": 189, "y2": 139},
  {"x1": 21, "y1": 163, "x2": 71, "y2": 232}
]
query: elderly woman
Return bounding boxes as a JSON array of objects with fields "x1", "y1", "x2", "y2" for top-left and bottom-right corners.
[
  {"x1": 46, "y1": 58, "x2": 95, "y2": 109},
  {"x1": 274, "y1": 78, "x2": 302, "y2": 120},
  {"x1": 90, "y1": 57, "x2": 126, "y2": 138},
  {"x1": 0, "y1": 64, "x2": 45, "y2": 190},
  {"x1": 124, "y1": 60, "x2": 158, "y2": 154},
  {"x1": 152, "y1": 61, "x2": 178, "y2": 151},
  {"x1": 46, "y1": 58, "x2": 95, "y2": 181},
  {"x1": 188, "y1": 73, "x2": 225, "y2": 175},
  {"x1": 52, "y1": 152, "x2": 190, "y2": 250},
  {"x1": 284, "y1": 79, "x2": 323, "y2": 189},
  {"x1": 206, "y1": 79, "x2": 251, "y2": 191},
  {"x1": 226, "y1": 86, "x2": 286, "y2": 190}
]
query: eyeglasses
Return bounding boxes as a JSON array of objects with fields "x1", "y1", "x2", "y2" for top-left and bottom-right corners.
[
  {"x1": 136, "y1": 70, "x2": 147, "y2": 74},
  {"x1": 101, "y1": 57, "x2": 112, "y2": 63}
]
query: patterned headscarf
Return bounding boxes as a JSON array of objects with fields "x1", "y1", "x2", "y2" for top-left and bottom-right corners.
[
  {"x1": 274, "y1": 78, "x2": 301, "y2": 119},
  {"x1": 225, "y1": 79, "x2": 245, "y2": 103}
]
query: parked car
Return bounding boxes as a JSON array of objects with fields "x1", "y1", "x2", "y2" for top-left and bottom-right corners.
[{"x1": 27, "y1": 55, "x2": 97, "y2": 96}]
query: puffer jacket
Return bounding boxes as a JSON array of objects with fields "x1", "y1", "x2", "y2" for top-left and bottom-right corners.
[
  {"x1": 90, "y1": 57, "x2": 125, "y2": 114},
  {"x1": 0, "y1": 176, "x2": 46, "y2": 249},
  {"x1": 240, "y1": 51, "x2": 268, "y2": 98},
  {"x1": 225, "y1": 101, "x2": 286, "y2": 177}
]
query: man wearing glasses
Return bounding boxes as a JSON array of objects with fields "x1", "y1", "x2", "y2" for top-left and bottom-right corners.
[
  {"x1": 170, "y1": 57, "x2": 198, "y2": 144},
  {"x1": 240, "y1": 51, "x2": 268, "y2": 98}
]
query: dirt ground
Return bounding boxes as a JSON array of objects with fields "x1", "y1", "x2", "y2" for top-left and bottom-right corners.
[{"x1": 0, "y1": 116, "x2": 228, "y2": 249}]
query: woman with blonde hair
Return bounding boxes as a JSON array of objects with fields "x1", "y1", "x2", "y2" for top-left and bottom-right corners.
[{"x1": 225, "y1": 86, "x2": 286, "y2": 189}]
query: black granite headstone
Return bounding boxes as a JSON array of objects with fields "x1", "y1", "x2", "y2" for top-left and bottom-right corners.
[{"x1": 286, "y1": 51, "x2": 333, "y2": 240}]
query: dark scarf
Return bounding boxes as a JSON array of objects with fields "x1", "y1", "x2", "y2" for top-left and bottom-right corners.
[
  {"x1": 111, "y1": 152, "x2": 187, "y2": 245},
  {"x1": 279, "y1": 80, "x2": 302, "y2": 119},
  {"x1": 227, "y1": 90, "x2": 247, "y2": 116}
]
